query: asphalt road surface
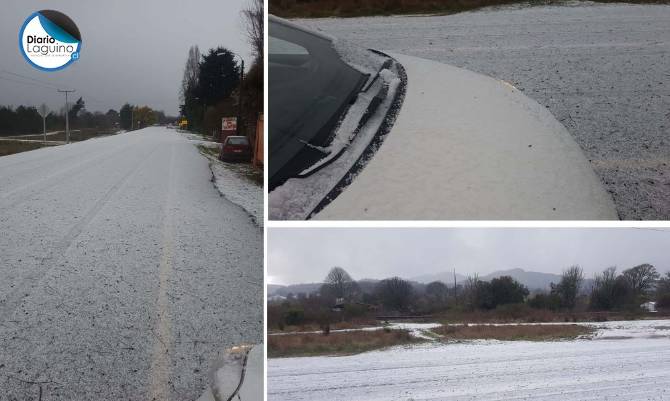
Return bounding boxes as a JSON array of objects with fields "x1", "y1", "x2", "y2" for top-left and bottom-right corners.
[
  {"x1": 296, "y1": 2, "x2": 670, "y2": 219},
  {"x1": 0, "y1": 128, "x2": 262, "y2": 400}
]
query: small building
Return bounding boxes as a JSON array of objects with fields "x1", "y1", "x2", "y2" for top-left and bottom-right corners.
[
  {"x1": 640, "y1": 301, "x2": 657, "y2": 312},
  {"x1": 332, "y1": 297, "x2": 345, "y2": 312}
]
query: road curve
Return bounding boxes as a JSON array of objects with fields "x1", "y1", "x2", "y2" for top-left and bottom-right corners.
[{"x1": 0, "y1": 127, "x2": 262, "y2": 400}]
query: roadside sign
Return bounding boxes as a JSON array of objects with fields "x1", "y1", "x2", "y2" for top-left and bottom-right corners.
[
  {"x1": 222, "y1": 117, "x2": 237, "y2": 131},
  {"x1": 37, "y1": 104, "x2": 50, "y2": 118}
]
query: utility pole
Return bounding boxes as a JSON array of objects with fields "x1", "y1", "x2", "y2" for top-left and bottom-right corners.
[
  {"x1": 57, "y1": 89, "x2": 75, "y2": 143},
  {"x1": 131, "y1": 108, "x2": 134, "y2": 130},
  {"x1": 453, "y1": 269, "x2": 457, "y2": 299}
]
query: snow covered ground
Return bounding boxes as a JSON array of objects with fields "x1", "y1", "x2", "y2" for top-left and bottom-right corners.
[
  {"x1": 268, "y1": 319, "x2": 670, "y2": 400},
  {"x1": 295, "y1": 2, "x2": 670, "y2": 219},
  {"x1": 0, "y1": 128, "x2": 262, "y2": 400},
  {"x1": 182, "y1": 133, "x2": 263, "y2": 226},
  {"x1": 268, "y1": 322, "x2": 441, "y2": 336}
]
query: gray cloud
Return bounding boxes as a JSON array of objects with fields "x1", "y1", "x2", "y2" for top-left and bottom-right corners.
[
  {"x1": 268, "y1": 228, "x2": 670, "y2": 285},
  {"x1": 1, "y1": 0, "x2": 253, "y2": 115}
]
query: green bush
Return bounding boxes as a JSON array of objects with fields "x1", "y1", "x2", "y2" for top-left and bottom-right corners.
[{"x1": 284, "y1": 308, "x2": 305, "y2": 326}]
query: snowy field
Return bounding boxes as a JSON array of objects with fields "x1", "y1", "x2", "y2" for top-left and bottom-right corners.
[
  {"x1": 295, "y1": 3, "x2": 670, "y2": 220},
  {"x1": 267, "y1": 319, "x2": 670, "y2": 401}
]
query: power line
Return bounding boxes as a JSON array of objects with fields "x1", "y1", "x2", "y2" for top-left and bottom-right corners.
[
  {"x1": 1, "y1": 69, "x2": 65, "y2": 90},
  {"x1": 0, "y1": 75, "x2": 57, "y2": 91}
]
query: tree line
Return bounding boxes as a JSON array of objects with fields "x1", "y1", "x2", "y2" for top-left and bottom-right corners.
[
  {"x1": 0, "y1": 99, "x2": 174, "y2": 136},
  {"x1": 178, "y1": 0, "x2": 263, "y2": 138},
  {"x1": 269, "y1": 265, "x2": 670, "y2": 329}
]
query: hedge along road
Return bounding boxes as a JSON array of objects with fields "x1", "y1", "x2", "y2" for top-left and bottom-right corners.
[
  {"x1": 0, "y1": 127, "x2": 262, "y2": 400},
  {"x1": 295, "y1": 2, "x2": 670, "y2": 220}
]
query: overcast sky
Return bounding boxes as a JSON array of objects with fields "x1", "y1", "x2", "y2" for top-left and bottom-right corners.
[
  {"x1": 268, "y1": 228, "x2": 670, "y2": 285},
  {"x1": 1, "y1": 0, "x2": 253, "y2": 116}
]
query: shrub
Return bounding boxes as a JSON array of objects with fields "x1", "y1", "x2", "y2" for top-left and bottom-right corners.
[{"x1": 284, "y1": 308, "x2": 305, "y2": 326}]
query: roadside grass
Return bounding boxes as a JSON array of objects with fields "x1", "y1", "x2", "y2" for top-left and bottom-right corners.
[
  {"x1": 436, "y1": 305, "x2": 648, "y2": 324},
  {"x1": 432, "y1": 323, "x2": 594, "y2": 341},
  {"x1": 269, "y1": 319, "x2": 381, "y2": 334},
  {"x1": 0, "y1": 140, "x2": 49, "y2": 157},
  {"x1": 196, "y1": 144, "x2": 263, "y2": 186},
  {"x1": 6, "y1": 128, "x2": 116, "y2": 142},
  {"x1": 270, "y1": 0, "x2": 670, "y2": 18},
  {"x1": 1, "y1": 129, "x2": 119, "y2": 157},
  {"x1": 268, "y1": 329, "x2": 423, "y2": 358},
  {"x1": 197, "y1": 144, "x2": 220, "y2": 159}
]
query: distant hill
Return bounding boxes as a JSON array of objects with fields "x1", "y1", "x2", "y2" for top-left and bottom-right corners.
[
  {"x1": 267, "y1": 284, "x2": 284, "y2": 295},
  {"x1": 270, "y1": 268, "x2": 595, "y2": 296},
  {"x1": 268, "y1": 282, "x2": 322, "y2": 296},
  {"x1": 411, "y1": 268, "x2": 561, "y2": 290},
  {"x1": 480, "y1": 268, "x2": 562, "y2": 291},
  {"x1": 411, "y1": 271, "x2": 468, "y2": 285}
]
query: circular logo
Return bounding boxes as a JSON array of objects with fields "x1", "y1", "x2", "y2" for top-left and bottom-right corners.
[{"x1": 19, "y1": 10, "x2": 82, "y2": 71}]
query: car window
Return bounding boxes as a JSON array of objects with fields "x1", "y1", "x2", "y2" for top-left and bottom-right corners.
[
  {"x1": 269, "y1": 36, "x2": 308, "y2": 56},
  {"x1": 226, "y1": 137, "x2": 249, "y2": 146},
  {"x1": 269, "y1": 18, "x2": 367, "y2": 189}
]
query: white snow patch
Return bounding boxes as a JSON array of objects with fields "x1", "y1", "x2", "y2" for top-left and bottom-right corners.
[
  {"x1": 332, "y1": 38, "x2": 388, "y2": 77},
  {"x1": 268, "y1": 319, "x2": 670, "y2": 401},
  {"x1": 208, "y1": 162, "x2": 263, "y2": 227},
  {"x1": 183, "y1": 134, "x2": 263, "y2": 227},
  {"x1": 269, "y1": 322, "x2": 441, "y2": 338}
]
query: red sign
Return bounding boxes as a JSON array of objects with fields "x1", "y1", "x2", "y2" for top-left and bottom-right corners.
[{"x1": 222, "y1": 117, "x2": 237, "y2": 131}]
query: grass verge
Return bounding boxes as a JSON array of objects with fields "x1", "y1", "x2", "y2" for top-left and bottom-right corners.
[
  {"x1": 0, "y1": 140, "x2": 49, "y2": 157},
  {"x1": 269, "y1": 0, "x2": 670, "y2": 18},
  {"x1": 7, "y1": 128, "x2": 116, "y2": 142},
  {"x1": 197, "y1": 144, "x2": 263, "y2": 186},
  {"x1": 436, "y1": 305, "x2": 649, "y2": 324},
  {"x1": 433, "y1": 324, "x2": 593, "y2": 341},
  {"x1": 269, "y1": 319, "x2": 381, "y2": 334},
  {"x1": 268, "y1": 329, "x2": 422, "y2": 358}
]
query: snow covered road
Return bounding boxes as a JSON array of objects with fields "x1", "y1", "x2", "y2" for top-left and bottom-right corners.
[
  {"x1": 0, "y1": 128, "x2": 262, "y2": 400},
  {"x1": 268, "y1": 320, "x2": 670, "y2": 401},
  {"x1": 295, "y1": 3, "x2": 670, "y2": 219}
]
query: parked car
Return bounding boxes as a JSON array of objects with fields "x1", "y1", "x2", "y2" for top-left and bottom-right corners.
[
  {"x1": 268, "y1": 15, "x2": 617, "y2": 221},
  {"x1": 220, "y1": 135, "x2": 251, "y2": 162}
]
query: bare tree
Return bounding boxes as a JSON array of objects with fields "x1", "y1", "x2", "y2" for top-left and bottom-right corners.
[
  {"x1": 463, "y1": 274, "x2": 480, "y2": 311},
  {"x1": 179, "y1": 45, "x2": 201, "y2": 105},
  {"x1": 376, "y1": 277, "x2": 413, "y2": 311},
  {"x1": 590, "y1": 267, "x2": 628, "y2": 310},
  {"x1": 622, "y1": 263, "x2": 659, "y2": 300},
  {"x1": 425, "y1": 281, "x2": 448, "y2": 305},
  {"x1": 657, "y1": 272, "x2": 670, "y2": 308},
  {"x1": 551, "y1": 265, "x2": 583, "y2": 310},
  {"x1": 242, "y1": 0, "x2": 263, "y2": 61},
  {"x1": 321, "y1": 267, "x2": 358, "y2": 301}
]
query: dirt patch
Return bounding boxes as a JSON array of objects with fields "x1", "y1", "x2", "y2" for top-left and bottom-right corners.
[{"x1": 433, "y1": 324, "x2": 593, "y2": 341}]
